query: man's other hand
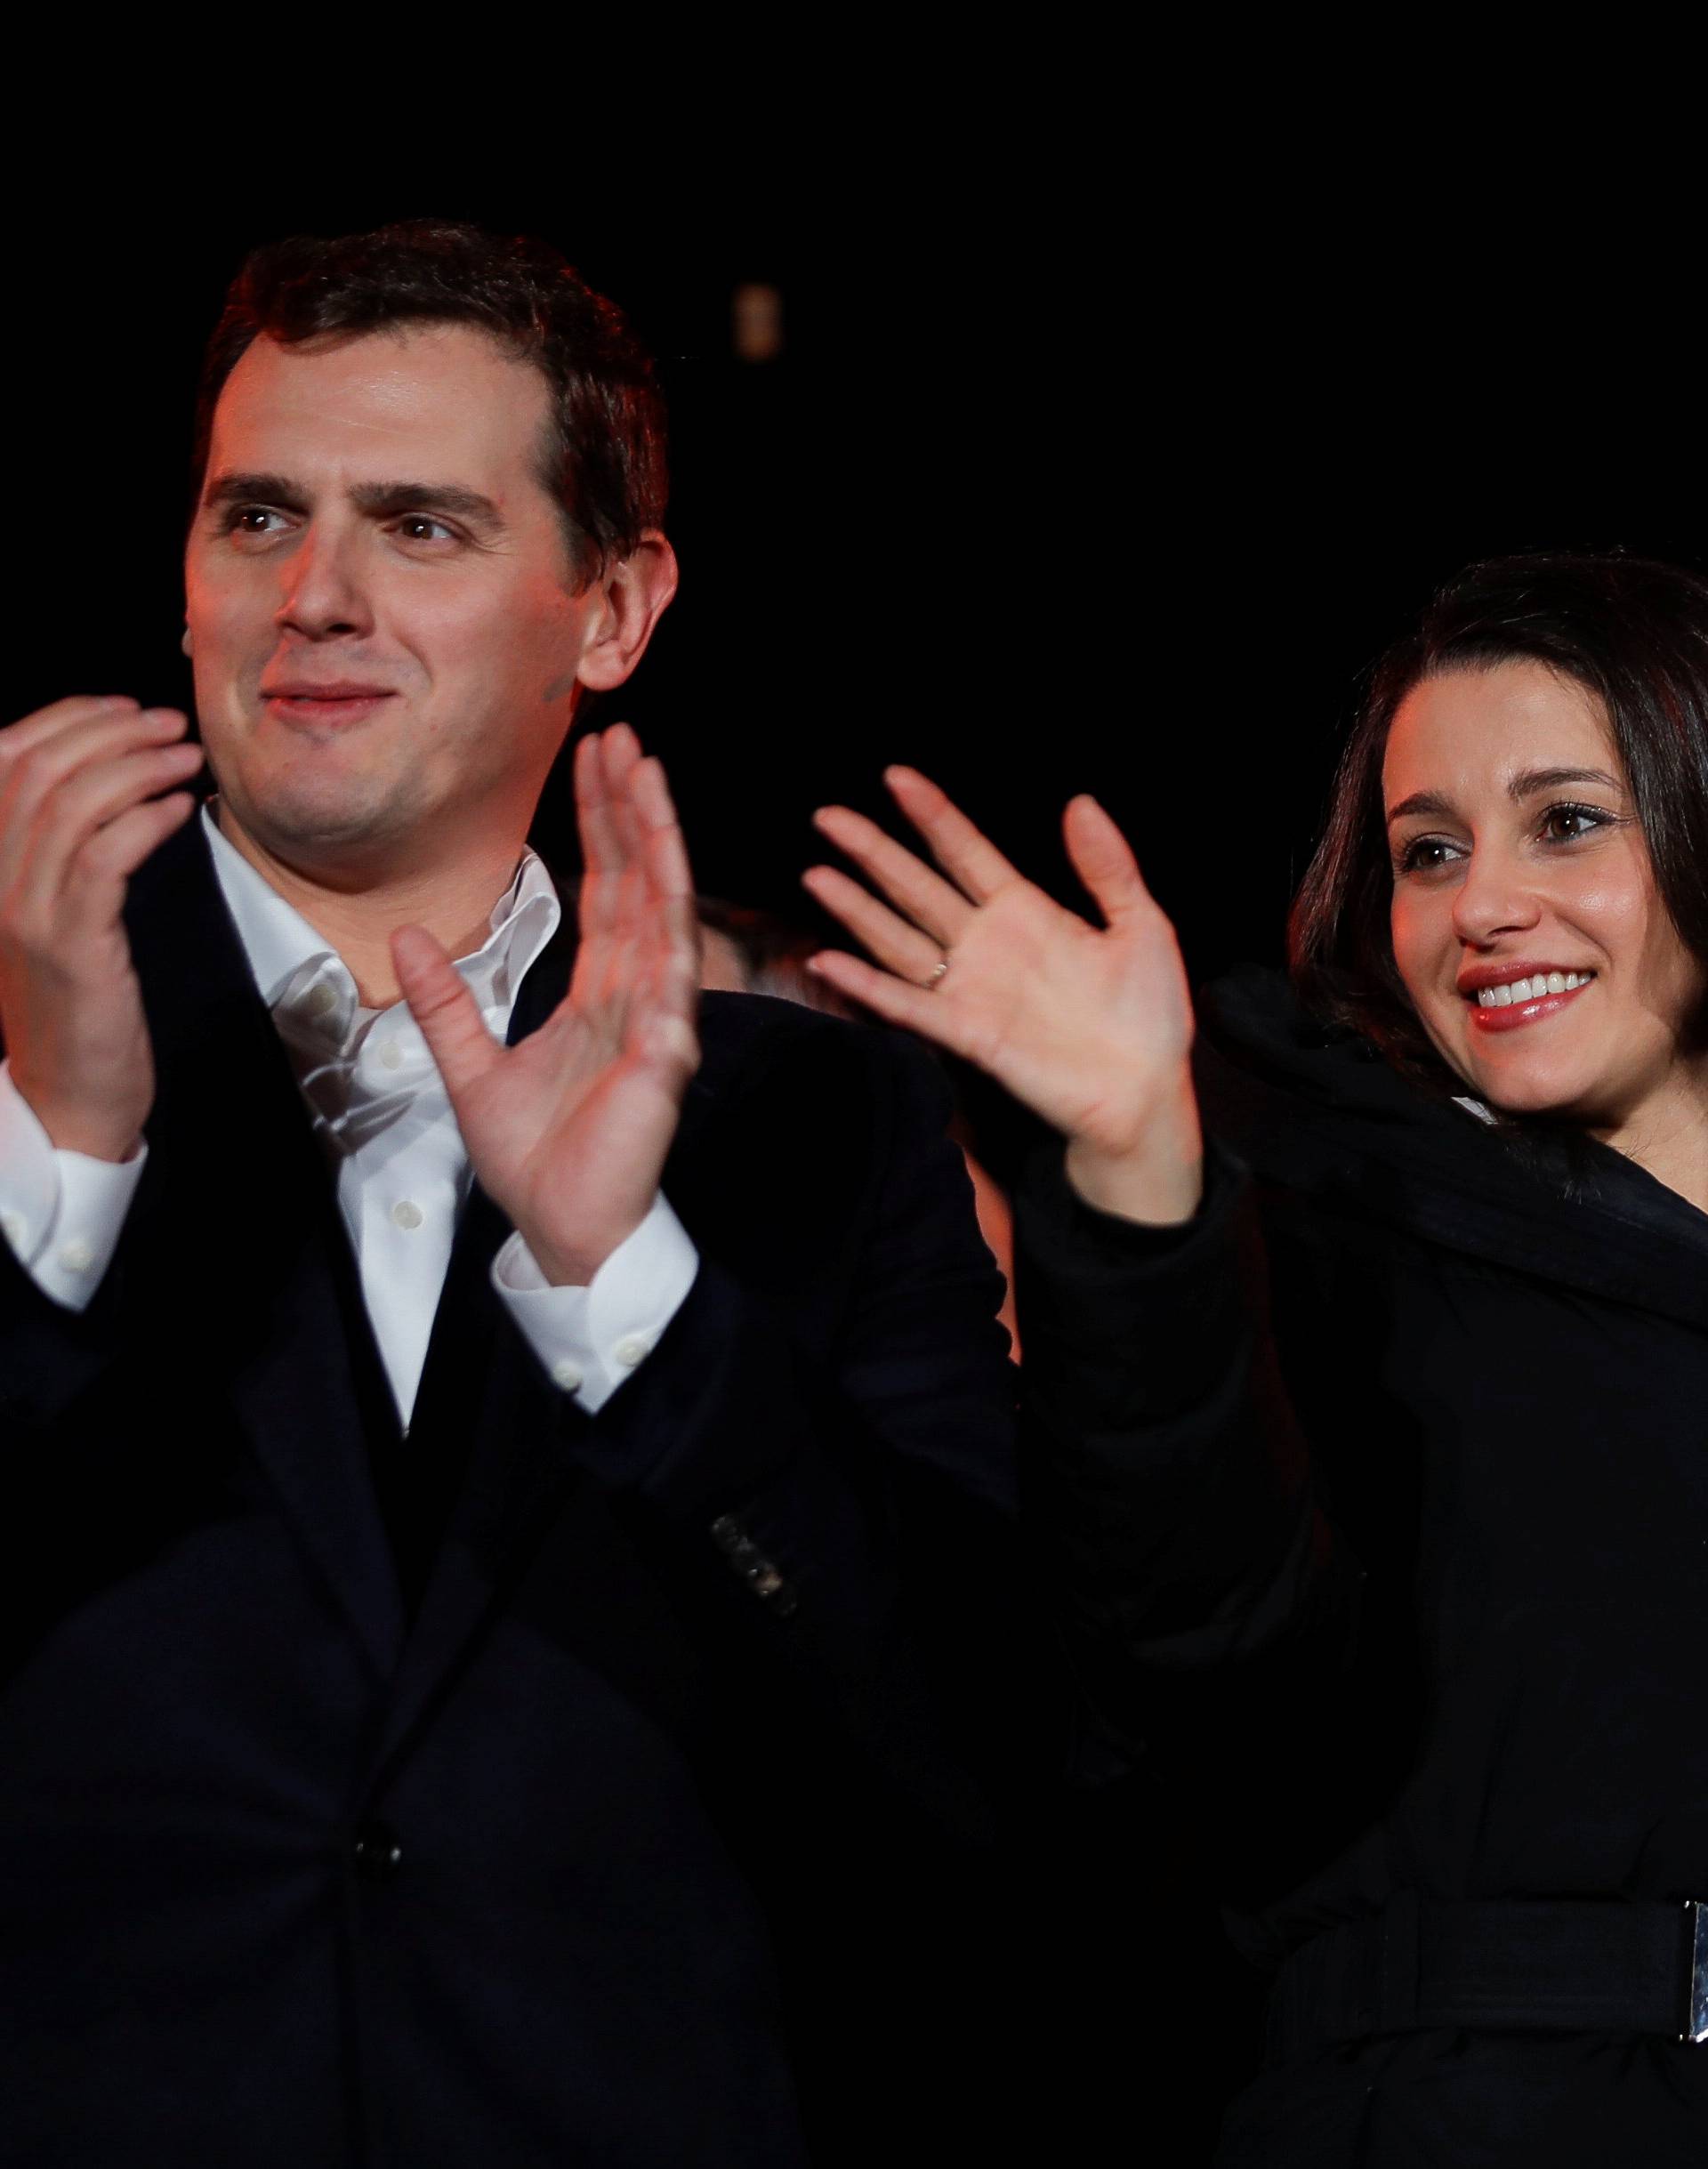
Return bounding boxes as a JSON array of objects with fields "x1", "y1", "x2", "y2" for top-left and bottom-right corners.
[
  {"x1": 0, "y1": 697, "x2": 203, "y2": 1161},
  {"x1": 393, "y1": 724, "x2": 701, "y2": 1286}
]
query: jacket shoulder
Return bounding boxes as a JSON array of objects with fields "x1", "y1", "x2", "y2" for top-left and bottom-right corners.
[{"x1": 696, "y1": 991, "x2": 946, "y2": 1113}]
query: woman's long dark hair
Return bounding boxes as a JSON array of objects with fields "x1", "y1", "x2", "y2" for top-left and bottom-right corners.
[{"x1": 1290, "y1": 552, "x2": 1708, "y2": 1086}]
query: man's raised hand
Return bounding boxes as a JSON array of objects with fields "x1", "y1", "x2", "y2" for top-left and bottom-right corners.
[
  {"x1": 393, "y1": 724, "x2": 701, "y2": 1286},
  {"x1": 803, "y1": 768, "x2": 1204, "y2": 1225},
  {"x1": 0, "y1": 696, "x2": 204, "y2": 1161}
]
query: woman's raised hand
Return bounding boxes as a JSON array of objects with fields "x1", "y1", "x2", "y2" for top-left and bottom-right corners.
[{"x1": 803, "y1": 769, "x2": 1204, "y2": 1223}]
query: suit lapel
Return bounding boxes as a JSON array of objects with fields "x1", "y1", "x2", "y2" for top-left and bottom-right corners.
[{"x1": 127, "y1": 822, "x2": 404, "y2": 1674}]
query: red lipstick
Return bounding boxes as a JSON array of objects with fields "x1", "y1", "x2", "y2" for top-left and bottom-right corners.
[{"x1": 1466, "y1": 974, "x2": 1597, "y2": 1034}]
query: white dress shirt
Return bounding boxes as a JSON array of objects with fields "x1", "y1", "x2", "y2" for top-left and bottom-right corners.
[{"x1": 0, "y1": 805, "x2": 697, "y2": 1425}]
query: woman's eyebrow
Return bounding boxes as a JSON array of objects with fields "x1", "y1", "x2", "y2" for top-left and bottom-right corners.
[
  {"x1": 1385, "y1": 768, "x2": 1625, "y2": 826},
  {"x1": 1385, "y1": 790, "x2": 1454, "y2": 826},
  {"x1": 1506, "y1": 765, "x2": 1623, "y2": 799}
]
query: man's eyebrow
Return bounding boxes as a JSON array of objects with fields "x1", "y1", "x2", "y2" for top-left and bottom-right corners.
[
  {"x1": 348, "y1": 480, "x2": 506, "y2": 530},
  {"x1": 202, "y1": 472, "x2": 506, "y2": 531},
  {"x1": 202, "y1": 471, "x2": 305, "y2": 512},
  {"x1": 1384, "y1": 768, "x2": 1626, "y2": 827}
]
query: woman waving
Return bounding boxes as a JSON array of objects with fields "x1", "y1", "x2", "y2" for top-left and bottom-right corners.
[{"x1": 805, "y1": 552, "x2": 1708, "y2": 2166}]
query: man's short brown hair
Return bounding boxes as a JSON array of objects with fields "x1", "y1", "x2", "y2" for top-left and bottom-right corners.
[{"x1": 192, "y1": 219, "x2": 667, "y2": 587}]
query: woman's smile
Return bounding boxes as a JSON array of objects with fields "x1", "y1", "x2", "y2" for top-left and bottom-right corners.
[{"x1": 1462, "y1": 965, "x2": 1596, "y2": 1032}]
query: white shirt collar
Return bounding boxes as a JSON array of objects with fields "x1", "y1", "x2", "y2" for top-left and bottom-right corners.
[{"x1": 198, "y1": 802, "x2": 562, "y2": 1041}]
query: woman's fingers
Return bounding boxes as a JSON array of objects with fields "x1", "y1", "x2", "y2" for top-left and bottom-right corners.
[
  {"x1": 1062, "y1": 794, "x2": 1153, "y2": 924},
  {"x1": 810, "y1": 803, "x2": 975, "y2": 947},
  {"x1": 883, "y1": 767, "x2": 1024, "y2": 904},
  {"x1": 804, "y1": 947, "x2": 962, "y2": 1044},
  {"x1": 801, "y1": 864, "x2": 953, "y2": 988}
]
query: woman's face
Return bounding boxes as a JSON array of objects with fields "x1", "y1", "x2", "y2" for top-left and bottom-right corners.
[{"x1": 1384, "y1": 659, "x2": 1706, "y2": 1158}]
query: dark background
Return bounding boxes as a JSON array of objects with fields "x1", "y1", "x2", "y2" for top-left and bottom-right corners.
[{"x1": 12, "y1": 172, "x2": 1704, "y2": 2157}]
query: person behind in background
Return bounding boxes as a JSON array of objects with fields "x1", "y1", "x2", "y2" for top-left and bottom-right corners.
[
  {"x1": 0, "y1": 220, "x2": 1030, "y2": 2169},
  {"x1": 697, "y1": 893, "x2": 1020, "y2": 1354},
  {"x1": 806, "y1": 552, "x2": 1708, "y2": 2165}
]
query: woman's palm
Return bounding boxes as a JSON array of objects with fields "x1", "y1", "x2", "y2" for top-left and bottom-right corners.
[{"x1": 803, "y1": 771, "x2": 1194, "y2": 1159}]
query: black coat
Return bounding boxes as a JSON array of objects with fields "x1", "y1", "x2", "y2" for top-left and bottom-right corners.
[
  {"x1": 0, "y1": 820, "x2": 1039, "y2": 2168},
  {"x1": 1017, "y1": 966, "x2": 1708, "y2": 2166}
]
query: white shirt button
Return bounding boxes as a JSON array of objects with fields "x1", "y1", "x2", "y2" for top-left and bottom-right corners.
[
  {"x1": 378, "y1": 1039, "x2": 405, "y2": 1070},
  {"x1": 550, "y1": 1359, "x2": 584, "y2": 1391},
  {"x1": 391, "y1": 1199, "x2": 424, "y2": 1230},
  {"x1": 303, "y1": 983, "x2": 338, "y2": 1020},
  {"x1": 56, "y1": 1236, "x2": 95, "y2": 1275},
  {"x1": 0, "y1": 1207, "x2": 28, "y2": 1253},
  {"x1": 613, "y1": 1334, "x2": 651, "y2": 1368}
]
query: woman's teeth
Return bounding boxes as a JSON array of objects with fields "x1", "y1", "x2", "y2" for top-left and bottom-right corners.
[{"x1": 1475, "y1": 971, "x2": 1593, "y2": 1009}]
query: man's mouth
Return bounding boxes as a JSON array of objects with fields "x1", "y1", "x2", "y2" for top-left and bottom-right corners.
[{"x1": 262, "y1": 685, "x2": 397, "y2": 725}]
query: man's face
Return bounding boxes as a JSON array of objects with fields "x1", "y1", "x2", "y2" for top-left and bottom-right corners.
[{"x1": 185, "y1": 323, "x2": 621, "y2": 874}]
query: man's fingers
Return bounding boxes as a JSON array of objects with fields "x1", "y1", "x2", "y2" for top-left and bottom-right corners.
[
  {"x1": 16, "y1": 741, "x2": 204, "y2": 911},
  {"x1": 646, "y1": 891, "x2": 704, "y2": 1012},
  {"x1": 0, "y1": 707, "x2": 189, "y2": 835},
  {"x1": 0, "y1": 696, "x2": 147, "y2": 770},
  {"x1": 801, "y1": 864, "x2": 951, "y2": 987},
  {"x1": 629, "y1": 755, "x2": 695, "y2": 902},
  {"x1": 1062, "y1": 794, "x2": 1153, "y2": 924},
  {"x1": 59, "y1": 792, "x2": 199, "y2": 923},
  {"x1": 883, "y1": 767, "x2": 1024, "y2": 905},
  {"x1": 0, "y1": 711, "x2": 190, "y2": 889},
  {"x1": 600, "y1": 730, "x2": 651, "y2": 886},
  {"x1": 574, "y1": 730, "x2": 626, "y2": 883},
  {"x1": 810, "y1": 804, "x2": 974, "y2": 947},
  {"x1": 392, "y1": 924, "x2": 505, "y2": 1103},
  {"x1": 0, "y1": 704, "x2": 181, "y2": 786}
]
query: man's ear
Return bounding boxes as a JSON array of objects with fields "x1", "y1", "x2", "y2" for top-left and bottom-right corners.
[{"x1": 574, "y1": 533, "x2": 680, "y2": 694}]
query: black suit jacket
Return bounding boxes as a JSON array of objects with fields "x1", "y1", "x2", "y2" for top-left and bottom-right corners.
[{"x1": 0, "y1": 821, "x2": 1034, "y2": 2168}]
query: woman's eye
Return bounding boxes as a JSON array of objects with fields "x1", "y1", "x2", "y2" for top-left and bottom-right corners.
[
  {"x1": 1398, "y1": 835, "x2": 1462, "y2": 874},
  {"x1": 1540, "y1": 802, "x2": 1606, "y2": 844}
]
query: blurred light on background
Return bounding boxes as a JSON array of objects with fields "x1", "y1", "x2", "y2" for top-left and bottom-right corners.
[{"x1": 732, "y1": 282, "x2": 784, "y2": 362}]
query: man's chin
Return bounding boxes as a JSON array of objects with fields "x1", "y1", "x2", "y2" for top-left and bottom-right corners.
[{"x1": 218, "y1": 776, "x2": 431, "y2": 869}]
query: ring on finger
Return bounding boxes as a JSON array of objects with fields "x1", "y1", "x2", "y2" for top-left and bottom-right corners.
[{"x1": 923, "y1": 955, "x2": 951, "y2": 989}]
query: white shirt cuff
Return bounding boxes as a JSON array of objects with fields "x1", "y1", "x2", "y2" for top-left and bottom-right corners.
[
  {"x1": 490, "y1": 1192, "x2": 700, "y2": 1415},
  {"x1": 0, "y1": 1061, "x2": 147, "y2": 1310}
]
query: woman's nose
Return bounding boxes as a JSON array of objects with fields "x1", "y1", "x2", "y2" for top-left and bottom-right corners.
[{"x1": 1450, "y1": 845, "x2": 1543, "y2": 947}]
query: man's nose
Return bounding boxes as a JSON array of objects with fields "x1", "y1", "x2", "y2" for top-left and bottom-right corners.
[
  {"x1": 1451, "y1": 844, "x2": 1543, "y2": 947},
  {"x1": 275, "y1": 524, "x2": 373, "y2": 640}
]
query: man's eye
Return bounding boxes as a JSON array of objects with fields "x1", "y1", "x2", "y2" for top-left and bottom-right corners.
[
  {"x1": 228, "y1": 506, "x2": 285, "y2": 536},
  {"x1": 396, "y1": 515, "x2": 455, "y2": 543}
]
